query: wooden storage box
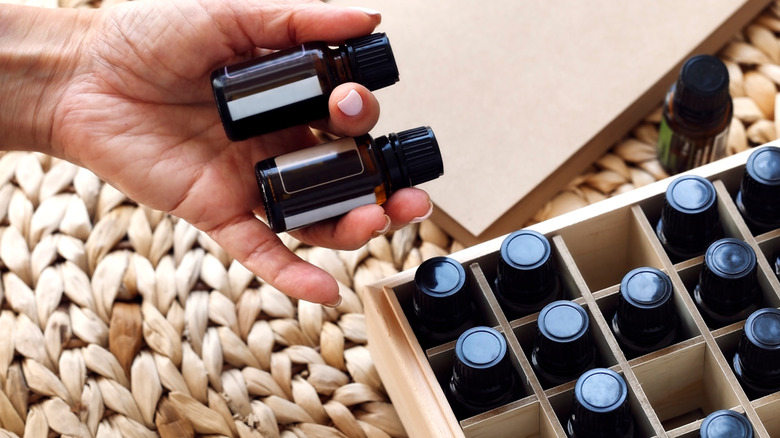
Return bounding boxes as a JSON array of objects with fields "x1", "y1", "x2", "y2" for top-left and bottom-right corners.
[{"x1": 364, "y1": 142, "x2": 780, "y2": 438}]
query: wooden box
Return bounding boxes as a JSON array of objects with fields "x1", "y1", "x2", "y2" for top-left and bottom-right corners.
[{"x1": 364, "y1": 143, "x2": 780, "y2": 437}]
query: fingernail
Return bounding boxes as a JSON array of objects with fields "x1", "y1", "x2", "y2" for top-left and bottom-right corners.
[
  {"x1": 410, "y1": 201, "x2": 434, "y2": 224},
  {"x1": 372, "y1": 214, "x2": 392, "y2": 237},
  {"x1": 322, "y1": 294, "x2": 342, "y2": 308},
  {"x1": 349, "y1": 6, "x2": 381, "y2": 17},
  {"x1": 337, "y1": 89, "x2": 363, "y2": 117}
]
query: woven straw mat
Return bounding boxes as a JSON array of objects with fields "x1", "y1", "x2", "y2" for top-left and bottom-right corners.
[{"x1": 3, "y1": 0, "x2": 780, "y2": 437}]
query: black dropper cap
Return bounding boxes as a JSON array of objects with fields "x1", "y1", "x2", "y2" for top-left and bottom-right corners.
[
  {"x1": 495, "y1": 230, "x2": 561, "y2": 315},
  {"x1": 733, "y1": 308, "x2": 780, "y2": 398},
  {"x1": 413, "y1": 256, "x2": 469, "y2": 327},
  {"x1": 346, "y1": 33, "x2": 399, "y2": 91},
  {"x1": 697, "y1": 238, "x2": 758, "y2": 317},
  {"x1": 531, "y1": 301, "x2": 595, "y2": 387},
  {"x1": 673, "y1": 55, "x2": 731, "y2": 128},
  {"x1": 657, "y1": 175, "x2": 721, "y2": 261},
  {"x1": 737, "y1": 146, "x2": 780, "y2": 232},
  {"x1": 379, "y1": 127, "x2": 443, "y2": 191},
  {"x1": 448, "y1": 326, "x2": 517, "y2": 417},
  {"x1": 567, "y1": 368, "x2": 634, "y2": 438},
  {"x1": 699, "y1": 410, "x2": 754, "y2": 438},
  {"x1": 612, "y1": 267, "x2": 678, "y2": 356}
]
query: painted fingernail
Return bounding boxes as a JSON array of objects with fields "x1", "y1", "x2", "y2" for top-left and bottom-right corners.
[
  {"x1": 322, "y1": 294, "x2": 343, "y2": 308},
  {"x1": 372, "y1": 215, "x2": 392, "y2": 237},
  {"x1": 337, "y1": 89, "x2": 363, "y2": 117},
  {"x1": 410, "y1": 201, "x2": 434, "y2": 224},
  {"x1": 349, "y1": 6, "x2": 381, "y2": 16}
]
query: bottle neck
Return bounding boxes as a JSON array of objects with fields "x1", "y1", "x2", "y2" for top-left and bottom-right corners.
[
  {"x1": 371, "y1": 134, "x2": 409, "y2": 193},
  {"x1": 328, "y1": 46, "x2": 354, "y2": 84}
]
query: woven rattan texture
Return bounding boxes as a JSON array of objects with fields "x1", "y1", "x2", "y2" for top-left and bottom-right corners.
[{"x1": 3, "y1": 0, "x2": 780, "y2": 437}]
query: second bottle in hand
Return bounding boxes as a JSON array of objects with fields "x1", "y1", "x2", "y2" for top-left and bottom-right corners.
[
  {"x1": 212, "y1": 33, "x2": 399, "y2": 141},
  {"x1": 255, "y1": 126, "x2": 443, "y2": 233}
]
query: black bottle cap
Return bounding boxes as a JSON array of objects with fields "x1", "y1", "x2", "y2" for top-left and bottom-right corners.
[
  {"x1": 736, "y1": 308, "x2": 780, "y2": 385},
  {"x1": 413, "y1": 256, "x2": 469, "y2": 325},
  {"x1": 450, "y1": 326, "x2": 514, "y2": 402},
  {"x1": 346, "y1": 33, "x2": 399, "y2": 91},
  {"x1": 615, "y1": 267, "x2": 677, "y2": 343},
  {"x1": 385, "y1": 126, "x2": 443, "y2": 188},
  {"x1": 496, "y1": 230, "x2": 558, "y2": 305},
  {"x1": 568, "y1": 368, "x2": 634, "y2": 438},
  {"x1": 673, "y1": 55, "x2": 731, "y2": 126},
  {"x1": 533, "y1": 301, "x2": 594, "y2": 379},
  {"x1": 699, "y1": 410, "x2": 754, "y2": 438},
  {"x1": 698, "y1": 238, "x2": 758, "y2": 314},
  {"x1": 738, "y1": 146, "x2": 780, "y2": 226},
  {"x1": 659, "y1": 175, "x2": 720, "y2": 256}
]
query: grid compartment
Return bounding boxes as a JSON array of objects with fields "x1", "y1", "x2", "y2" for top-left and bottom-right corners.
[{"x1": 364, "y1": 143, "x2": 780, "y2": 438}]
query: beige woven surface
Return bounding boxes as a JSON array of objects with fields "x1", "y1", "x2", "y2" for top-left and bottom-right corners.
[{"x1": 2, "y1": 1, "x2": 780, "y2": 437}]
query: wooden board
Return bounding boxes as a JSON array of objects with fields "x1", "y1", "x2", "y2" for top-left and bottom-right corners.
[
  {"x1": 364, "y1": 142, "x2": 780, "y2": 437},
  {"x1": 329, "y1": 0, "x2": 771, "y2": 245}
]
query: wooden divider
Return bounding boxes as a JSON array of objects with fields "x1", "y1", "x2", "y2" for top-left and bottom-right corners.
[{"x1": 364, "y1": 142, "x2": 780, "y2": 438}]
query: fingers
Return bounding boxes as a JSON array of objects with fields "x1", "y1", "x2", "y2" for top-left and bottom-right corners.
[
  {"x1": 216, "y1": 0, "x2": 382, "y2": 52},
  {"x1": 207, "y1": 214, "x2": 341, "y2": 305},
  {"x1": 291, "y1": 188, "x2": 433, "y2": 250},
  {"x1": 309, "y1": 84, "x2": 380, "y2": 138}
]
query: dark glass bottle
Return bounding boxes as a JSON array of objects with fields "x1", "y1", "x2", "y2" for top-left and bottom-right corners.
[
  {"x1": 255, "y1": 126, "x2": 443, "y2": 232},
  {"x1": 773, "y1": 250, "x2": 780, "y2": 280},
  {"x1": 566, "y1": 368, "x2": 634, "y2": 438},
  {"x1": 494, "y1": 230, "x2": 563, "y2": 319},
  {"x1": 732, "y1": 308, "x2": 780, "y2": 399},
  {"x1": 699, "y1": 410, "x2": 754, "y2": 438},
  {"x1": 694, "y1": 238, "x2": 761, "y2": 329},
  {"x1": 447, "y1": 326, "x2": 521, "y2": 419},
  {"x1": 411, "y1": 256, "x2": 475, "y2": 349},
  {"x1": 531, "y1": 301, "x2": 596, "y2": 388},
  {"x1": 735, "y1": 145, "x2": 780, "y2": 234},
  {"x1": 656, "y1": 175, "x2": 723, "y2": 263},
  {"x1": 212, "y1": 33, "x2": 399, "y2": 141},
  {"x1": 611, "y1": 267, "x2": 679, "y2": 358},
  {"x1": 656, "y1": 54, "x2": 732, "y2": 175}
]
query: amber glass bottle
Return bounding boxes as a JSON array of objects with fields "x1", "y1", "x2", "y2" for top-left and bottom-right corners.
[
  {"x1": 255, "y1": 126, "x2": 443, "y2": 233},
  {"x1": 411, "y1": 256, "x2": 475, "y2": 349},
  {"x1": 566, "y1": 368, "x2": 634, "y2": 438},
  {"x1": 656, "y1": 55, "x2": 732, "y2": 175},
  {"x1": 732, "y1": 308, "x2": 780, "y2": 399},
  {"x1": 212, "y1": 33, "x2": 399, "y2": 141},
  {"x1": 735, "y1": 145, "x2": 780, "y2": 234},
  {"x1": 447, "y1": 326, "x2": 521, "y2": 419}
]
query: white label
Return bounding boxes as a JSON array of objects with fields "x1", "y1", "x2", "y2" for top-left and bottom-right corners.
[
  {"x1": 227, "y1": 75, "x2": 322, "y2": 121},
  {"x1": 284, "y1": 193, "x2": 378, "y2": 230}
]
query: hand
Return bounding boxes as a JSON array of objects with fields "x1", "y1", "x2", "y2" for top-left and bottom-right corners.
[{"x1": 0, "y1": 0, "x2": 433, "y2": 305}]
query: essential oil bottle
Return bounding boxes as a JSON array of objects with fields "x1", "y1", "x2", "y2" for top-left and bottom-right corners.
[
  {"x1": 446, "y1": 326, "x2": 521, "y2": 419},
  {"x1": 611, "y1": 267, "x2": 679, "y2": 358},
  {"x1": 735, "y1": 145, "x2": 780, "y2": 234},
  {"x1": 699, "y1": 410, "x2": 754, "y2": 438},
  {"x1": 693, "y1": 238, "x2": 761, "y2": 329},
  {"x1": 531, "y1": 301, "x2": 596, "y2": 388},
  {"x1": 732, "y1": 308, "x2": 780, "y2": 399},
  {"x1": 212, "y1": 33, "x2": 399, "y2": 141},
  {"x1": 656, "y1": 175, "x2": 723, "y2": 263},
  {"x1": 411, "y1": 256, "x2": 475, "y2": 349},
  {"x1": 656, "y1": 54, "x2": 732, "y2": 175},
  {"x1": 566, "y1": 368, "x2": 634, "y2": 438},
  {"x1": 255, "y1": 126, "x2": 443, "y2": 233},
  {"x1": 494, "y1": 230, "x2": 563, "y2": 319}
]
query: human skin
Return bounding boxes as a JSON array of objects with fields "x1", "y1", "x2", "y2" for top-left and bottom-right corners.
[{"x1": 0, "y1": 0, "x2": 432, "y2": 305}]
